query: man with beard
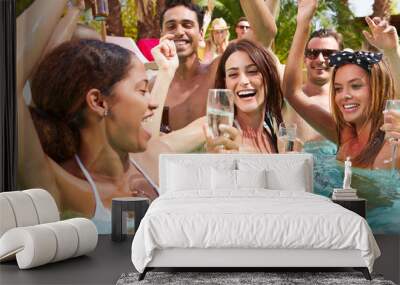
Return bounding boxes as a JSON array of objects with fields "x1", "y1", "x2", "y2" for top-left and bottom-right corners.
[
  {"x1": 283, "y1": 29, "x2": 343, "y2": 142},
  {"x1": 158, "y1": 0, "x2": 277, "y2": 131}
]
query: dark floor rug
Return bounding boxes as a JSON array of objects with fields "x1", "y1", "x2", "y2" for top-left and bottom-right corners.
[{"x1": 116, "y1": 271, "x2": 396, "y2": 285}]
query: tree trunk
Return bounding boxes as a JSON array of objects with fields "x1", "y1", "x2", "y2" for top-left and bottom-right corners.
[
  {"x1": 136, "y1": 0, "x2": 165, "y2": 39},
  {"x1": 106, "y1": 0, "x2": 125, "y2": 36}
]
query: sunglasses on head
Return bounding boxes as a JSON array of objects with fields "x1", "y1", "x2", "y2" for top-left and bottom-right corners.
[
  {"x1": 237, "y1": 25, "x2": 251, "y2": 30},
  {"x1": 305, "y1": 49, "x2": 338, "y2": 59}
]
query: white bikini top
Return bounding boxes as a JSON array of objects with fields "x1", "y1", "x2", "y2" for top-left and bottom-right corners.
[{"x1": 74, "y1": 155, "x2": 158, "y2": 234}]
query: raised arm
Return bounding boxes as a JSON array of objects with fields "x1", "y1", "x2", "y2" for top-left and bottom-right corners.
[
  {"x1": 16, "y1": 0, "x2": 72, "y2": 205},
  {"x1": 160, "y1": 116, "x2": 207, "y2": 153},
  {"x1": 282, "y1": 0, "x2": 337, "y2": 142},
  {"x1": 363, "y1": 16, "x2": 400, "y2": 98},
  {"x1": 16, "y1": 0, "x2": 68, "y2": 95},
  {"x1": 239, "y1": 0, "x2": 277, "y2": 48},
  {"x1": 143, "y1": 35, "x2": 178, "y2": 137},
  {"x1": 202, "y1": 0, "x2": 214, "y2": 36},
  {"x1": 265, "y1": 0, "x2": 280, "y2": 20},
  {"x1": 41, "y1": 0, "x2": 85, "y2": 57}
]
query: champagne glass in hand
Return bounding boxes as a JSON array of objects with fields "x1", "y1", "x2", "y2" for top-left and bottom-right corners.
[
  {"x1": 383, "y1": 100, "x2": 400, "y2": 170},
  {"x1": 207, "y1": 89, "x2": 234, "y2": 138},
  {"x1": 278, "y1": 122, "x2": 297, "y2": 153}
]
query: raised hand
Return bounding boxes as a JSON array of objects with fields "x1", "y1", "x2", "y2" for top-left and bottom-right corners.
[
  {"x1": 151, "y1": 34, "x2": 179, "y2": 78},
  {"x1": 296, "y1": 0, "x2": 318, "y2": 24},
  {"x1": 363, "y1": 17, "x2": 399, "y2": 52},
  {"x1": 207, "y1": 0, "x2": 215, "y2": 12}
]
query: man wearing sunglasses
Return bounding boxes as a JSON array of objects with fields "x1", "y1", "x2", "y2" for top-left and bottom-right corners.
[
  {"x1": 304, "y1": 29, "x2": 343, "y2": 95},
  {"x1": 285, "y1": 28, "x2": 343, "y2": 143},
  {"x1": 235, "y1": 17, "x2": 252, "y2": 40}
]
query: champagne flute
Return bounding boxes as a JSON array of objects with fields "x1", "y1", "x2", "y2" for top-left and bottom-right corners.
[
  {"x1": 207, "y1": 89, "x2": 234, "y2": 138},
  {"x1": 278, "y1": 122, "x2": 297, "y2": 153},
  {"x1": 383, "y1": 100, "x2": 400, "y2": 171}
]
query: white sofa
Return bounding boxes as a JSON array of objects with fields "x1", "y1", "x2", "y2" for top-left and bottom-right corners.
[{"x1": 0, "y1": 189, "x2": 97, "y2": 269}]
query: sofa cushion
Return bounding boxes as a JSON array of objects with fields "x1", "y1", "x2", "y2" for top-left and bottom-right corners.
[{"x1": 0, "y1": 218, "x2": 97, "y2": 269}]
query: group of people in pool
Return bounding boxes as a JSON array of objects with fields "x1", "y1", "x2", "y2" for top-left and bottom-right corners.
[{"x1": 17, "y1": 0, "x2": 400, "y2": 233}]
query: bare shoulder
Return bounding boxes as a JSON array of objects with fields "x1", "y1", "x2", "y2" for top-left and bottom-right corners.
[
  {"x1": 53, "y1": 158, "x2": 90, "y2": 191},
  {"x1": 51, "y1": 158, "x2": 95, "y2": 216}
]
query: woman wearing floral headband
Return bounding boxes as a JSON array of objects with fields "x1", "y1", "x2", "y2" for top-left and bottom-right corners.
[{"x1": 284, "y1": 0, "x2": 400, "y2": 169}]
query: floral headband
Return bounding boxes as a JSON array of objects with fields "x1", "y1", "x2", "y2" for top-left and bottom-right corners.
[{"x1": 329, "y1": 50, "x2": 383, "y2": 72}]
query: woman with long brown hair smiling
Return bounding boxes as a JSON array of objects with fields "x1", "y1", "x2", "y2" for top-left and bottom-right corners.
[{"x1": 204, "y1": 39, "x2": 289, "y2": 153}]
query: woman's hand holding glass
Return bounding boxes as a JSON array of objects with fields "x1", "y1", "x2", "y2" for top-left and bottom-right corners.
[
  {"x1": 203, "y1": 124, "x2": 241, "y2": 153},
  {"x1": 382, "y1": 107, "x2": 400, "y2": 142},
  {"x1": 151, "y1": 34, "x2": 179, "y2": 79},
  {"x1": 381, "y1": 100, "x2": 400, "y2": 169},
  {"x1": 277, "y1": 122, "x2": 303, "y2": 153}
]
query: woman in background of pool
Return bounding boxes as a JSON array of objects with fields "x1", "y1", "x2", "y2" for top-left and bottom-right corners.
[
  {"x1": 202, "y1": 18, "x2": 231, "y2": 64},
  {"x1": 284, "y1": 0, "x2": 400, "y2": 234},
  {"x1": 284, "y1": 0, "x2": 400, "y2": 169}
]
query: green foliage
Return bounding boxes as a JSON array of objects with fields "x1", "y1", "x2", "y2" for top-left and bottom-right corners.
[
  {"x1": 275, "y1": 0, "x2": 365, "y2": 63},
  {"x1": 196, "y1": 0, "x2": 244, "y2": 40},
  {"x1": 391, "y1": 0, "x2": 400, "y2": 14},
  {"x1": 80, "y1": 0, "x2": 138, "y2": 40},
  {"x1": 16, "y1": 0, "x2": 34, "y2": 17},
  {"x1": 80, "y1": 10, "x2": 103, "y2": 35},
  {"x1": 121, "y1": 0, "x2": 138, "y2": 39},
  {"x1": 318, "y1": 0, "x2": 364, "y2": 51},
  {"x1": 274, "y1": 0, "x2": 297, "y2": 62}
]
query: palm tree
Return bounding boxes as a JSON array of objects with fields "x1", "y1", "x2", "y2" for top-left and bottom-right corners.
[
  {"x1": 135, "y1": 0, "x2": 165, "y2": 39},
  {"x1": 106, "y1": 0, "x2": 125, "y2": 36},
  {"x1": 274, "y1": 0, "x2": 364, "y2": 62}
]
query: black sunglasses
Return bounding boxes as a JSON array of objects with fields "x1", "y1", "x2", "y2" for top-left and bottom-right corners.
[
  {"x1": 236, "y1": 25, "x2": 251, "y2": 30},
  {"x1": 305, "y1": 49, "x2": 338, "y2": 60}
]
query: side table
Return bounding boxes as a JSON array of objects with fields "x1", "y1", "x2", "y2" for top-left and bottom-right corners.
[
  {"x1": 112, "y1": 197, "x2": 150, "y2": 241},
  {"x1": 332, "y1": 198, "x2": 366, "y2": 218}
]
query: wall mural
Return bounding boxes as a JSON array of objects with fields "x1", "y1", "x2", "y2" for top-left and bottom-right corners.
[{"x1": 17, "y1": 0, "x2": 400, "y2": 235}]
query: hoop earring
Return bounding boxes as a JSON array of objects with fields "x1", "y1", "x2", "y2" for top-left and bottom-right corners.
[{"x1": 103, "y1": 109, "x2": 109, "y2": 117}]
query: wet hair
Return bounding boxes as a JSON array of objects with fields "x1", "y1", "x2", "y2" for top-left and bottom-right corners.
[
  {"x1": 308, "y1": 28, "x2": 343, "y2": 50},
  {"x1": 30, "y1": 39, "x2": 136, "y2": 163},
  {"x1": 160, "y1": 0, "x2": 204, "y2": 30},
  {"x1": 331, "y1": 59, "x2": 395, "y2": 167},
  {"x1": 215, "y1": 39, "x2": 284, "y2": 152}
]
